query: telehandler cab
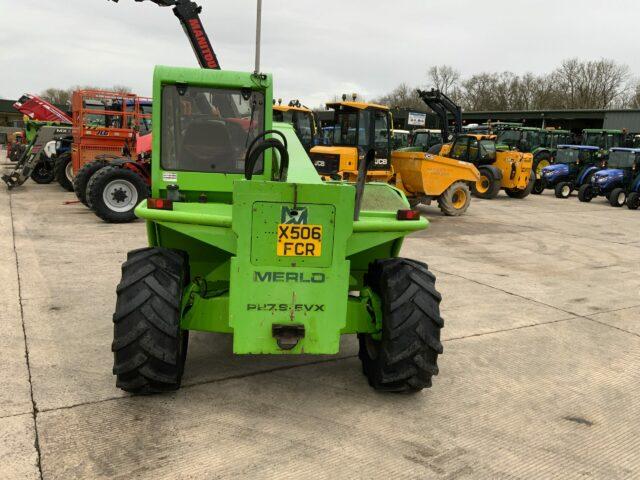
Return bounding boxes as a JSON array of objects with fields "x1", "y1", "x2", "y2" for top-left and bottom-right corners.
[
  {"x1": 309, "y1": 99, "x2": 393, "y2": 182},
  {"x1": 272, "y1": 100, "x2": 317, "y2": 152},
  {"x1": 112, "y1": 67, "x2": 444, "y2": 394}
]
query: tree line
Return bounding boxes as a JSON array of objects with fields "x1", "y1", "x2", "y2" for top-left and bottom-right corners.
[
  {"x1": 38, "y1": 85, "x2": 132, "y2": 106},
  {"x1": 373, "y1": 58, "x2": 640, "y2": 112}
]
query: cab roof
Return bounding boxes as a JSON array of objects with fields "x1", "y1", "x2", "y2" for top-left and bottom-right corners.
[
  {"x1": 273, "y1": 105, "x2": 312, "y2": 113},
  {"x1": 610, "y1": 147, "x2": 640, "y2": 153},
  {"x1": 326, "y1": 101, "x2": 389, "y2": 111},
  {"x1": 583, "y1": 129, "x2": 623, "y2": 134},
  {"x1": 558, "y1": 144, "x2": 599, "y2": 151}
]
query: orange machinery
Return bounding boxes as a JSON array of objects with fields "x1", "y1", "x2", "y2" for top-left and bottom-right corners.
[{"x1": 71, "y1": 90, "x2": 152, "y2": 173}]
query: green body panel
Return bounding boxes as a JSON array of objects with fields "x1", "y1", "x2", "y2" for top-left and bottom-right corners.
[{"x1": 139, "y1": 65, "x2": 428, "y2": 355}]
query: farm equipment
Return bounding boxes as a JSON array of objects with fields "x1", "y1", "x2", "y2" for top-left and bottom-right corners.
[
  {"x1": 403, "y1": 129, "x2": 442, "y2": 152},
  {"x1": 2, "y1": 121, "x2": 72, "y2": 188},
  {"x1": 12, "y1": 94, "x2": 72, "y2": 124},
  {"x1": 112, "y1": 65, "x2": 444, "y2": 394},
  {"x1": 391, "y1": 129, "x2": 411, "y2": 150},
  {"x1": 540, "y1": 145, "x2": 603, "y2": 198},
  {"x1": 578, "y1": 148, "x2": 640, "y2": 207},
  {"x1": 272, "y1": 100, "x2": 318, "y2": 151},
  {"x1": 448, "y1": 134, "x2": 534, "y2": 199},
  {"x1": 309, "y1": 100, "x2": 393, "y2": 182}
]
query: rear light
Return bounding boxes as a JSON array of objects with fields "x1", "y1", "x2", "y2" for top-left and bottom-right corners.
[
  {"x1": 397, "y1": 209, "x2": 420, "y2": 220},
  {"x1": 147, "y1": 198, "x2": 173, "y2": 210}
]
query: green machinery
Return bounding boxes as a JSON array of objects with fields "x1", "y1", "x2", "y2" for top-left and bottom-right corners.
[
  {"x1": 494, "y1": 125, "x2": 572, "y2": 193},
  {"x1": 112, "y1": 66, "x2": 444, "y2": 394}
]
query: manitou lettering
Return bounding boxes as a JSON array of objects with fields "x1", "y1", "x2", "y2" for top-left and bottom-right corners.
[
  {"x1": 253, "y1": 271, "x2": 326, "y2": 283},
  {"x1": 188, "y1": 19, "x2": 219, "y2": 69}
]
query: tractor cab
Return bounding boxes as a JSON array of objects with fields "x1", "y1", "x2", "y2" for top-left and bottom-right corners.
[
  {"x1": 391, "y1": 129, "x2": 410, "y2": 150},
  {"x1": 495, "y1": 126, "x2": 547, "y2": 152},
  {"x1": 399, "y1": 129, "x2": 441, "y2": 152},
  {"x1": 585, "y1": 148, "x2": 640, "y2": 206},
  {"x1": 447, "y1": 134, "x2": 497, "y2": 165},
  {"x1": 272, "y1": 100, "x2": 317, "y2": 152},
  {"x1": 581, "y1": 129, "x2": 624, "y2": 154},
  {"x1": 547, "y1": 129, "x2": 573, "y2": 149},
  {"x1": 540, "y1": 145, "x2": 604, "y2": 197},
  {"x1": 309, "y1": 101, "x2": 392, "y2": 181}
]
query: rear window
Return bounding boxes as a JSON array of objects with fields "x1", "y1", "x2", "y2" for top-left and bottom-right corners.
[{"x1": 161, "y1": 85, "x2": 265, "y2": 174}]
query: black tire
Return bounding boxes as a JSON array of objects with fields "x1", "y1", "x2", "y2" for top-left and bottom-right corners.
[
  {"x1": 30, "y1": 161, "x2": 55, "y2": 184},
  {"x1": 437, "y1": 181, "x2": 471, "y2": 216},
  {"x1": 471, "y1": 167, "x2": 501, "y2": 199},
  {"x1": 608, "y1": 188, "x2": 626, "y2": 207},
  {"x1": 627, "y1": 192, "x2": 640, "y2": 210},
  {"x1": 506, "y1": 170, "x2": 535, "y2": 199},
  {"x1": 578, "y1": 184, "x2": 594, "y2": 203},
  {"x1": 358, "y1": 258, "x2": 443, "y2": 393},
  {"x1": 73, "y1": 160, "x2": 108, "y2": 206},
  {"x1": 532, "y1": 151, "x2": 552, "y2": 195},
  {"x1": 87, "y1": 165, "x2": 149, "y2": 223},
  {"x1": 113, "y1": 247, "x2": 189, "y2": 394},
  {"x1": 53, "y1": 153, "x2": 74, "y2": 191},
  {"x1": 554, "y1": 182, "x2": 572, "y2": 199}
]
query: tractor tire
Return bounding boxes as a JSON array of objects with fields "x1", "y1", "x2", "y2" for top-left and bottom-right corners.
[
  {"x1": 437, "y1": 181, "x2": 471, "y2": 216},
  {"x1": 30, "y1": 161, "x2": 55, "y2": 184},
  {"x1": 87, "y1": 166, "x2": 149, "y2": 223},
  {"x1": 358, "y1": 258, "x2": 443, "y2": 393},
  {"x1": 471, "y1": 167, "x2": 501, "y2": 199},
  {"x1": 627, "y1": 192, "x2": 640, "y2": 210},
  {"x1": 554, "y1": 182, "x2": 572, "y2": 199},
  {"x1": 532, "y1": 151, "x2": 552, "y2": 195},
  {"x1": 608, "y1": 188, "x2": 626, "y2": 207},
  {"x1": 73, "y1": 160, "x2": 108, "y2": 206},
  {"x1": 506, "y1": 171, "x2": 535, "y2": 199},
  {"x1": 578, "y1": 184, "x2": 594, "y2": 203},
  {"x1": 113, "y1": 247, "x2": 189, "y2": 394},
  {"x1": 53, "y1": 153, "x2": 74, "y2": 191}
]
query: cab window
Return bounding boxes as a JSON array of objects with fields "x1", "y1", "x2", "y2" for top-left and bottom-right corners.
[{"x1": 450, "y1": 137, "x2": 470, "y2": 160}]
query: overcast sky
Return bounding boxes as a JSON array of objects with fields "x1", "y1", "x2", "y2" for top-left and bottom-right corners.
[{"x1": 1, "y1": 0, "x2": 639, "y2": 107}]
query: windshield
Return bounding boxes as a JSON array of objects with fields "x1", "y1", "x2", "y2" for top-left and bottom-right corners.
[
  {"x1": 496, "y1": 130, "x2": 521, "y2": 148},
  {"x1": 556, "y1": 148, "x2": 581, "y2": 164},
  {"x1": 295, "y1": 112, "x2": 314, "y2": 147},
  {"x1": 392, "y1": 132, "x2": 409, "y2": 149},
  {"x1": 333, "y1": 110, "x2": 358, "y2": 146},
  {"x1": 607, "y1": 151, "x2": 637, "y2": 169},
  {"x1": 523, "y1": 131, "x2": 544, "y2": 150},
  {"x1": 161, "y1": 85, "x2": 265, "y2": 174}
]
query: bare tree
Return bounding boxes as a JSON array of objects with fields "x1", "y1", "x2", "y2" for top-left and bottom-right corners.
[
  {"x1": 427, "y1": 65, "x2": 461, "y2": 96},
  {"x1": 39, "y1": 85, "x2": 134, "y2": 105},
  {"x1": 374, "y1": 83, "x2": 423, "y2": 110}
]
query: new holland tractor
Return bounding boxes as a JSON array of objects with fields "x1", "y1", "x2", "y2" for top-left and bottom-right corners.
[
  {"x1": 112, "y1": 66, "x2": 444, "y2": 394},
  {"x1": 539, "y1": 145, "x2": 604, "y2": 198},
  {"x1": 578, "y1": 147, "x2": 640, "y2": 207},
  {"x1": 309, "y1": 99, "x2": 393, "y2": 182}
]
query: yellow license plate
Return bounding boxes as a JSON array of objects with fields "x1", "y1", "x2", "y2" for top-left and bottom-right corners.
[{"x1": 277, "y1": 224, "x2": 322, "y2": 257}]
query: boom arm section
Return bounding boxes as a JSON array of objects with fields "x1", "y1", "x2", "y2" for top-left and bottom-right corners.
[
  {"x1": 110, "y1": 0, "x2": 220, "y2": 69},
  {"x1": 417, "y1": 89, "x2": 461, "y2": 143}
]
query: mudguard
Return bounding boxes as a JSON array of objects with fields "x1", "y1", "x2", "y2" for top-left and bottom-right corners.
[
  {"x1": 479, "y1": 164, "x2": 503, "y2": 181},
  {"x1": 577, "y1": 165, "x2": 600, "y2": 187}
]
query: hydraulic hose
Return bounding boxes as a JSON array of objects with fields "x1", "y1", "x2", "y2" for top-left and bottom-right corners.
[{"x1": 244, "y1": 130, "x2": 289, "y2": 181}]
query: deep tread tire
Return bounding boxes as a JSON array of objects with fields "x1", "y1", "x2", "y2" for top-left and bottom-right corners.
[
  {"x1": 53, "y1": 153, "x2": 74, "y2": 191},
  {"x1": 608, "y1": 188, "x2": 626, "y2": 207},
  {"x1": 627, "y1": 192, "x2": 640, "y2": 210},
  {"x1": 30, "y1": 161, "x2": 55, "y2": 184},
  {"x1": 506, "y1": 170, "x2": 535, "y2": 199},
  {"x1": 437, "y1": 181, "x2": 471, "y2": 216},
  {"x1": 554, "y1": 182, "x2": 572, "y2": 199},
  {"x1": 113, "y1": 247, "x2": 189, "y2": 394},
  {"x1": 532, "y1": 151, "x2": 551, "y2": 195},
  {"x1": 472, "y1": 167, "x2": 501, "y2": 199},
  {"x1": 578, "y1": 184, "x2": 594, "y2": 203},
  {"x1": 87, "y1": 166, "x2": 149, "y2": 223},
  {"x1": 73, "y1": 160, "x2": 108, "y2": 206},
  {"x1": 358, "y1": 258, "x2": 443, "y2": 393}
]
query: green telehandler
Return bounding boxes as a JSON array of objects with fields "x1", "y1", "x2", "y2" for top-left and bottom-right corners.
[{"x1": 112, "y1": 67, "x2": 444, "y2": 394}]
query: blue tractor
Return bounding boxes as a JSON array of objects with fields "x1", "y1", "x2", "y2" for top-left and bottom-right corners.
[
  {"x1": 578, "y1": 148, "x2": 640, "y2": 208},
  {"x1": 540, "y1": 145, "x2": 604, "y2": 198}
]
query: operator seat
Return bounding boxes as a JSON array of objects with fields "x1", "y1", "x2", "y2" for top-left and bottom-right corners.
[{"x1": 180, "y1": 120, "x2": 235, "y2": 171}]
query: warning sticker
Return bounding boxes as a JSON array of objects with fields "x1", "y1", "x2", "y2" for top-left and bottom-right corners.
[{"x1": 162, "y1": 172, "x2": 178, "y2": 182}]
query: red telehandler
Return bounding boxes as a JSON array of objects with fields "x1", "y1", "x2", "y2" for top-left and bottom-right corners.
[{"x1": 78, "y1": 0, "x2": 222, "y2": 222}]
